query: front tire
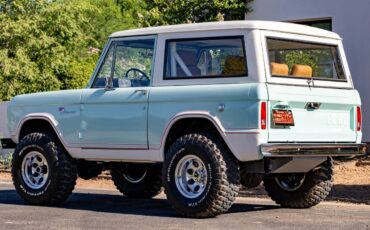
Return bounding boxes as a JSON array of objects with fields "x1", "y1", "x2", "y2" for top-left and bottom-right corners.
[
  {"x1": 163, "y1": 133, "x2": 240, "y2": 218},
  {"x1": 12, "y1": 133, "x2": 77, "y2": 205},
  {"x1": 111, "y1": 163, "x2": 162, "y2": 199},
  {"x1": 263, "y1": 158, "x2": 333, "y2": 208}
]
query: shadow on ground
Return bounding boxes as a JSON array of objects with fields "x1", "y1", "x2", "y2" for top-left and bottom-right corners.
[
  {"x1": 0, "y1": 189, "x2": 279, "y2": 218},
  {"x1": 0, "y1": 183, "x2": 368, "y2": 218},
  {"x1": 239, "y1": 184, "x2": 370, "y2": 205},
  {"x1": 328, "y1": 184, "x2": 370, "y2": 204}
]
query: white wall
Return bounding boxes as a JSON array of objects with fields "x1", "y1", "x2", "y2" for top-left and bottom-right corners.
[
  {"x1": 0, "y1": 102, "x2": 10, "y2": 157},
  {"x1": 246, "y1": 0, "x2": 370, "y2": 141},
  {"x1": 0, "y1": 102, "x2": 9, "y2": 139}
]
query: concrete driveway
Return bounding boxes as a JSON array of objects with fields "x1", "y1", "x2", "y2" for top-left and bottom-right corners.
[{"x1": 0, "y1": 181, "x2": 369, "y2": 230}]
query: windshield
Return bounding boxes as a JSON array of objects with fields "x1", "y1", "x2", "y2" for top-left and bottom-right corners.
[{"x1": 267, "y1": 38, "x2": 346, "y2": 81}]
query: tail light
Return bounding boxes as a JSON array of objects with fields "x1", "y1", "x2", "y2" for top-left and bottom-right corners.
[
  {"x1": 261, "y1": 102, "x2": 267, "y2": 130},
  {"x1": 356, "y1": 106, "x2": 362, "y2": 131}
]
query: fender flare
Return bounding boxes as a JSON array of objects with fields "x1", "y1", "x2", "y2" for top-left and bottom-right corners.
[
  {"x1": 159, "y1": 111, "x2": 233, "y2": 159},
  {"x1": 13, "y1": 113, "x2": 63, "y2": 144}
]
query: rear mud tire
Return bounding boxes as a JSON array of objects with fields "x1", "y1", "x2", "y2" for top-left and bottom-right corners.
[
  {"x1": 263, "y1": 158, "x2": 333, "y2": 208},
  {"x1": 163, "y1": 133, "x2": 240, "y2": 218}
]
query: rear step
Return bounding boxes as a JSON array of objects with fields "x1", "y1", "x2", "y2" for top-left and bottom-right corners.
[{"x1": 261, "y1": 143, "x2": 366, "y2": 157}]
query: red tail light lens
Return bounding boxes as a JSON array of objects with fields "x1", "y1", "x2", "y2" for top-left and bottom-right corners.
[
  {"x1": 261, "y1": 102, "x2": 267, "y2": 130},
  {"x1": 357, "y1": 106, "x2": 362, "y2": 131}
]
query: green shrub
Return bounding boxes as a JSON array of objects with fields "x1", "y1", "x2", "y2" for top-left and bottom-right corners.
[{"x1": 0, "y1": 153, "x2": 12, "y2": 171}]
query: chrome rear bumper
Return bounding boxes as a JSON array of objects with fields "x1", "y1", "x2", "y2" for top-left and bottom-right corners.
[{"x1": 261, "y1": 143, "x2": 367, "y2": 157}]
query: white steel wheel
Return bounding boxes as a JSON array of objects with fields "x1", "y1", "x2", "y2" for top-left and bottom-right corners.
[
  {"x1": 174, "y1": 155, "x2": 208, "y2": 199},
  {"x1": 21, "y1": 151, "x2": 49, "y2": 190}
]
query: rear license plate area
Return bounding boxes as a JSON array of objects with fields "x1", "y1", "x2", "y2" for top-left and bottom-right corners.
[{"x1": 272, "y1": 109, "x2": 294, "y2": 126}]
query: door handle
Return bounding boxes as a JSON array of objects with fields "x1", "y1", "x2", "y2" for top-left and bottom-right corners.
[
  {"x1": 305, "y1": 102, "x2": 321, "y2": 110},
  {"x1": 134, "y1": 89, "x2": 148, "y2": 95}
]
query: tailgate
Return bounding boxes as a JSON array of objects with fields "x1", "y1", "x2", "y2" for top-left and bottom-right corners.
[{"x1": 267, "y1": 84, "x2": 360, "y2": 143}]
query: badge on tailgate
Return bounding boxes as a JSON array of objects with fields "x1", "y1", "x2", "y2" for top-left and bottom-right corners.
[{"x1": 272, "y1": 109, "x2": 295, "y2": 126}]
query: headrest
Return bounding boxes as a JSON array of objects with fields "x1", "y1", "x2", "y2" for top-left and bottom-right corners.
[
  {"x1": 223, "y1": 56, "x2": 246, "y2": 75},
  {"x1": 290, "y1": 64, "x2": 313, "y2": 78},
  {"x1": 270, "y1": 62, "x2": 289, "y2": 76}
]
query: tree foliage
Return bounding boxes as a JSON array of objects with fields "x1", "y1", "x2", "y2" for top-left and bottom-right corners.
[
  {"x1": 0, "y1": 0, "x2": 141, "y2": 100},
  {"x1": 0, "y1": 0, "x2": 253, "y2": 101},
  {"x1": 141, "y1": 0, "x2": 253, "y2": 26},
  {"x1": 0, "y1": 0, "x2": 93, "y2": 100}
]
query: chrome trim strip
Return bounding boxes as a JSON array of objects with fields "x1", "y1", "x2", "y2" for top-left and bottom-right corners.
[{"x1": 261, "y1": 143, "x2": 367, "y2": 157}]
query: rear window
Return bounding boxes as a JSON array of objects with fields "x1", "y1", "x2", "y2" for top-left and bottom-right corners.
[
  {"x1": 164, "y1": 36, "x2": 247, "y2": 79},
  {"x1": 267, "y1": 38, "x2": 346, "y2": 81}
]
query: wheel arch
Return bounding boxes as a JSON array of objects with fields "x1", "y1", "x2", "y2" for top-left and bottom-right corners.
[
  {"x1": 16, "y1": 114, "x2": 58, "y2": 141},
  {"x1": 161, "y1": 112, "x2": 235, "y2": 160},
  {"x1": 15, "y1": 114, "x2": 70, "y2": 155}
]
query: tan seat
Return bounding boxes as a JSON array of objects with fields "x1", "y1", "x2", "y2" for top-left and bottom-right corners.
[
  {"x1": 290, "y1": 64, "x2": 313, "y2": 78},
  {"x1": 270, "y1": 62, "x2": 289, "y2": 76},
  {"x1": 223, "y1": 56, "x2": 246, "y2": 75}
]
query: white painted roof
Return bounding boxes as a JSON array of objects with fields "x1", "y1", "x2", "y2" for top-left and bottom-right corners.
[{"x1": 110, "y1": 20, "x2": 341, "y2": 39}]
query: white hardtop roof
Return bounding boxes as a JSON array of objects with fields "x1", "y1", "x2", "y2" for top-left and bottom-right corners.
[{"x1": 110, "y1": 20, "x2": 341, "y2": 40}]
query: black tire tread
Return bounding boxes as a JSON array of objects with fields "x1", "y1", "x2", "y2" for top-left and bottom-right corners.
[
  {"x1": 11, "y1": 133, "x2": 77, "y2": 205},
  {"x1": 111, "y1": 164, "x2": 162, "y2": 199},
  {"x1": 263, "y1": 158, "x2": 333, "y2": 208},
  {"x1": 164, "y1": 133, "x2": 240, "y2": 218}
]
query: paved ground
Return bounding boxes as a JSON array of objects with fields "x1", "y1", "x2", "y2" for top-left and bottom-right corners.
[{"x1": 0, "y1": 181, "x2": 369, "y2": 230}]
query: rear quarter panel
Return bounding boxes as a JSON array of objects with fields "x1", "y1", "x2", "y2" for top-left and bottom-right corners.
[{"x1": 148, "y1": 83, "x2": 268, "y2": 160}]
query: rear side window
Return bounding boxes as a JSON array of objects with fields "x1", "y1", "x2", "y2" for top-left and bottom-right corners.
[
  {"x1": 164, "y1": 36, "x2": 247, "y2": 79},
  {"x1": 267, "y1": 38, "x2": 346, "y2": 81}
]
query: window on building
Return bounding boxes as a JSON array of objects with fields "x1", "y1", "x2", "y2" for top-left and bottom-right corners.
[{"x1": 295, "y1": 19, "x2": 332, "y2": 31}]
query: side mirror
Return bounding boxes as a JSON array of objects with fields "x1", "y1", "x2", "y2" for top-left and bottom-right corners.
[{"x1": 105, "y1": 77, "x2": 114, "y2": 91}]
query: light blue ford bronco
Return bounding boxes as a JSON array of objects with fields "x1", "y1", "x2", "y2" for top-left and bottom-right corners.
[{"x1": 7, "y1": 21, "x2": 366, "y2": 217}]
